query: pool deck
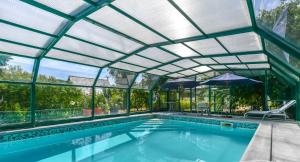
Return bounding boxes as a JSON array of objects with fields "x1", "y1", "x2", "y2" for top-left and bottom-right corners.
[{"x1": 161, "y1": 112, "x2": 300, "y2": 162}]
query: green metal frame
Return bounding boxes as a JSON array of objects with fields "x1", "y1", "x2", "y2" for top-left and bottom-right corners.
[
  {"x1": 296, "y1": 82, "x2": 300, "y2": 121},
  {"x1": 127, "y1": 73, "x2": 139, "y2": 114},
  {"x1": 264, "y1": 70, "x2": 269, "y2": 110},
  {"x1": 1, "y1": 0, "x2": 300, "y2": 130}
]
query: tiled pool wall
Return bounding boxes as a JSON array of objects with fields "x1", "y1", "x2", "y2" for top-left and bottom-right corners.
[
  {"x1": 0, "y1": 114, "x2": 258, "y2": 142},
  {"x1": 155, "y1": 114, "x2": 259, "y2": 129}
]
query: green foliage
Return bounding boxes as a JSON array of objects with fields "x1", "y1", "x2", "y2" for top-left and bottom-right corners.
[
  {"x1": 95, "y1": 88, "x2": 126, "y2": 113},
  {"x1": 131, "y1": 89, "x2": 149, "y2": 112},
  {"x1": 36, "y1": 85, "x2": 89, "y2": 110}
]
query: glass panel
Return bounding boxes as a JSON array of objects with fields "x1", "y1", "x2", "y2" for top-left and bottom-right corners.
[
  {"x1": 173, "y1": 59, "x2": 199, "y2": 68},
  {"x1": 47, "y1": 49, "x2": 109, "y2": 67},
  {"x1": 253, "y1": 0, "x2": 300, "y2": 47},
  {"x1": 227, "y1": 64, "x2": 248, "y2": 69},
  {"x1": 0, "y1": 0, "x2": 67, "y2": 34},
  {"x1": 265, "y1": 40, "x2": 300, "y2": 71},
  {"x1": 36, "y1": 85, "x2": 92, "y2": 122},
  {"x1": 130, "y1": 89, "x2": 149, "y2": 113},
  {"x1": 185, "y1": 38, "x2": 227, "y2": 55},
  {"x1": 122, "y1": 55, "x2": 161, "y2": 68},
  {"x1": 137, "y1": 47, "x2": 178, "y2": 63},
  {"x1": 193, "y1": 66, "x2": 211, "y2": 73},
  {"x1": 218, "y1": 32, "x2": 262, "y2": 53},
  {"x1": 204, "y1": 71, "x2": 220, "y2": 78},
  {"x1": 0, "y1": 41, "x2": 41, "y2": 57},
  {"x1": 153, "y1": 91, "x2": 168, "y2": 112},
  {"x1": 88, "y1": 6, "x2": 166, "y2": 44},
  {"x1": 168, "y1": 73, "x2": 185, "y2": 78},
  {"x1": 179, "y1": 69, "x2": 198, "y2": 76},
  {"x1": 181, "y1": 89, "x2": 191, "y2": 112},
  {"x1": 238, "y1": 54, "x2": 268, "y2": 63},
  {"x1": 209, "y1": 65, "x2": 228, "y2": 69},
  {"x1": 55, "y1": 36, "x2": 124, "y2": 61},
  {"x1": 174, "y1": 0, "x2": 251, "y2": 34},
  {"x1": 162, "y1": 43, "x2": 199, "y2": 57},
  {"x1": 94, "y1": 88, "x2": 127, "y2": 116},
  {"x1": 36, "y1": 0, "x2": 90, "y2": 16},
  {"x1": 96, "y1": 68, "x2": 135, "y2": 88},
  {"x1": 196, "y1": 86, "x2": 209, "y2": 112},
  {"x1": 37, "y1": 59, "x2": 98, "y2": 85},
  {"x1": 0, "y1": 83, "x2": 30, "y2": 126},
  {"x1": 193, "y1": 58, "x2": 217, "y2": 65},
  {"x1": 213, "y1": 56, "x2": 240, "y2": 63},
  {"x1": 67, "y1": 20, "x2": 142, "y2": 53},
  {"x1": 0, "y1": 54, "x2": 34, "y2": 82},
  {"x1": 0, "y1": 23, "x2": 52, "y2": 47},
  {"x1": 247, "y1": 63, "x2": 270, "y2": 69},
  {"x1": 147, "y1": 69, "x2": 168, "y2": 76},
  {"x1": 111, "y1": 62, "x2": 145, "y2": 72},
  {"x1": 168, "y1": 89, "x2": 180, "y2": 111},
  {"x1": 159, "y1": 64, "x2": 183, "y2": 72},
  {"x1": 132, "y1": 73, "x2": 159, "y2": 90},
  {"x1": 113, "y1": 0, "x2": 201, "y2": 40}
]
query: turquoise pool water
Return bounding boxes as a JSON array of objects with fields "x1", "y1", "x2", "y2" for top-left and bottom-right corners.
[{"x1": 0, "y1": 119, "x2": 255, "y2": 162}]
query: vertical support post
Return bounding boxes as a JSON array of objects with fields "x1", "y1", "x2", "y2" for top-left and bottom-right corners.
[
  {"x1": 178, "y1": 88, "x2": 181, "y2": 112},
  {"x1": 158, "y1": 92, "x2": 161, "y2": 111},
  {"x1": 127, "y1": 73, "x2": 138, "y2": 115},
  {"x1": 30, "y1": 84, "x2": 36, "y2": 126},
  {"x1": 91, "y1": 87, "x2": 95, "y2": 119},
  {"x1": 208, "y1": 85, "x2": 211, "y2": 114},
  {"x1": 126, "y1": 89, "x2": 131, "y2": 115},
  {"x1": 229, "y1": 86, "x2": 232, "y2": 114},
  {"x1": 190, "y1": 88, "x2": 192, "y2": 112},
  {"x1": 30, "y1": 59, "x2": 40, "y2": 127},
  {"x1": 194, "y1": 87, "x2": 197, "y2": 112},
  {"x1": 149, "y1": 90, "x2": 153, "y2": 112},
  {"x1": 92, "y1": 68, "x2": 102, "y2": 119},
  {"x1": 296, "y1": 81, "x2": 300, "y2": 121},
  {"x1": 213, "y1": 89, "x2": 216, "y2": 112},
  {"x1": 264, "y1": 70, "x2": 269, "y2": 110},
  {"x1": 167, "y1": 90, "x2": 170, "y2": 110}
]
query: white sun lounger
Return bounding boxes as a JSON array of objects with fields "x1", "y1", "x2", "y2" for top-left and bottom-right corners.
[{"x1": 244, "y1": 100, "x2": 296, "y2": 120}]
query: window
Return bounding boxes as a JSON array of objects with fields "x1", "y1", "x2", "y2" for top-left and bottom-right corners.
[
  {"x1": 265, "y1": 40, "x2": 300, "y2": 71},
  {"x1": 36, "y1": 85, "x2": 92, "y2": 122},
  {"x1": 94, "y1": 88, "x2": 127, "y2": 116},
  {"x1": 253, "y1": 0, "x2": 300, "y2": 48},
  {"x1": 0, "y1": 54, "x2": 34, "y2": 82},
  {"x1": 130, "y1": 89, "x2": 149, "y2": 113},
  {"x1": 152, "y1": 90, "x2": 168, "y2": 112},
  {"x1": 181, "y1": 89, "x2": 191, "y2": 112},
  {"x1": 37, "y1": 59, "x2": 98, "y2": 85},
  {"x1": 132, "y1": 73, "x2": 159, "y2": 90},
  {"x1": 96, "y1": 68, "x2": 136, "y2": 88},
  {"x1": 0, "y1": 83, "x2": 31, "y2": 126}
]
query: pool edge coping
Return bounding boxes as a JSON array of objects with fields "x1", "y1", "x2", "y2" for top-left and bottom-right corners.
[{"x1": 240, "y1": 121, "x2": 272, "y2": 162}]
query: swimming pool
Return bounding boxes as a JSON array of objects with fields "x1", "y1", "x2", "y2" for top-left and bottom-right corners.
[{"x1": 0, "y1": 116, "x2": 257, "y2": 162}]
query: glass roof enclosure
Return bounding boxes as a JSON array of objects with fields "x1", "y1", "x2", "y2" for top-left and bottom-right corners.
[{"x1": 0, "y1": 0, "x2": 299, "y2": 128}]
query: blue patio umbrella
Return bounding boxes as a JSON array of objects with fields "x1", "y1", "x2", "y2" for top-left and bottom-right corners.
[
  {"x1": 162, "y1": 78, "x2": 199, "y2": 89},
  {"x1": 200, "y1": 73, "x2": 262, "y2": 86}
]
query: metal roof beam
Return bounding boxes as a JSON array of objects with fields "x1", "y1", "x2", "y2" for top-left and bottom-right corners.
[{"x1": 141, "y1": 50, "x2": 263, "y2": 73}]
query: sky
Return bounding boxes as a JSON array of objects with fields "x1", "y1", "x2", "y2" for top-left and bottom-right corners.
[{"x1": 6, "y1": 56, "x2": 100, "y2": 80}]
